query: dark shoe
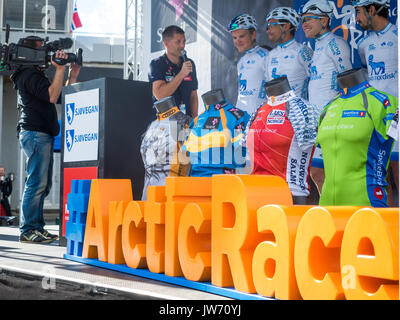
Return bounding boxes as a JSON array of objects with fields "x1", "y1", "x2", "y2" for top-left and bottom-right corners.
[
  {"x1": 39, "y1": 229, "x2": 59, "y2": 240},
  {"x1": 19, "y1": 230, "x2": 55, "y2": 244}
]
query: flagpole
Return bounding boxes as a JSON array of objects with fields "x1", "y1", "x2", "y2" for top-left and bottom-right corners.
[
  {"x1": 67, "y1": 0, "x2": 72, "y2": 36},
  {"x1": 45, "y1": 0, "x2": 48, "y2": 36}
]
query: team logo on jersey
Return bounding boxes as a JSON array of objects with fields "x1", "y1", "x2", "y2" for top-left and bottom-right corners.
[
  {"x1": 342, "y1": 110, "x2": 366, "y2": 118},
  {"x1": 214, "y1": 102, "x2": 227, "y2": 111},
  {"x1": 369, "y1": 91, "x2": 391, "y2": 109},
  {"x1": 228, "y1": 108, "x2": 244, "y2": 120},
  {"x1": 267, "y1": 109, "x2": 285, "y2": 124},
  {"x1": 373, "y1": 187, "x2": 384, "y2": 200},
  {"x1": 368, "y1": 55, "x2": 385, "y2": 75},
  {"x1": 203, "y1": 117, "x2": 220, "y2": 130},
  {"x1": 368, "y1": 44, "x2": 376, "y2": 51}
]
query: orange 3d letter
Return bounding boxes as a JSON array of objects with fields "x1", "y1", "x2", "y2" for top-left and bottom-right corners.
[
  {"x1": 122, "y1": 201, "x2": 147, "y2": 269},
  {"x1": 252, "y1": 205, "x2": 307, "y2": 299},
  {"x1": 341, "y1": 208, "x2": 399, "y2": 300},
  {"x1": 144, "y1": 186, "x2": 166, "y2": 274},
  {"x1": 212, "y1": 174, "x2": 292, "y2": 293},
  {"x1": 108, "y1": 200, "x2": 130, "y2": 264},
  {"x1": 178, "y1": 202, "x2": 212, "y2": 281},
  {"x1": 83, "y1": 179, "x2": 133, "y2": 262},
  {"x1": 294, "y1": 206, "x2": 355, "y2": 299},
  {"x1": 165, "y1": 177, "x2": 212, "y2": 277}
]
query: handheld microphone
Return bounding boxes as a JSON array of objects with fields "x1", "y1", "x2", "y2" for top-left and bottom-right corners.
[{"x1": 181, "y1": 50, "x2": 188, "y2": 62}]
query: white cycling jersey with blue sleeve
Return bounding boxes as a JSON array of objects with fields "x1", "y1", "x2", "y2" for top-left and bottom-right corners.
[
  {"x1": 308, "y1": 32, "x2": 353, "y2": 113},
  {"x1": 236, "y1": 45, "x2": 269, "y2": 115},
  {"x1": 265, "y1": 38, "x2": 313, "y2": 100},
  {"x1": 358, "y1": 22, "x2": 398, "y2": 98},
  {"x1": 358, "y1": 22, "x2": 399, "y2": 159}
]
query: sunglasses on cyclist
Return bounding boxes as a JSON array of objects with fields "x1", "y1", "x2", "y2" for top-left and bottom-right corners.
[
  {"x1": 266, "y1": 22, "x2": 286, "y2": 29},
  {"x1": 227, "y1": 22, "x2": 240, "y2": 31},
  {"x1": 301, "y1": 15, "x2": 323, "y2": 24}
]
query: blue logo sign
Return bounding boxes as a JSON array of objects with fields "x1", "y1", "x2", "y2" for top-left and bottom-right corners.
[
  {"x1": 66, "y1": 129, "x2": 75, "y2": 152},
  {"x1": 66, "y1": 103, "x2": 75, "y2": 125},
  {"x1": 368, "y1": 55, "x2": 385, "y2": 75}
]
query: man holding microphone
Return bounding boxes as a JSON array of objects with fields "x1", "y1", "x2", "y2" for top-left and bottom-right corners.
[{"x1": 148, "y1": 25, "x2": 199, "y2": 117}]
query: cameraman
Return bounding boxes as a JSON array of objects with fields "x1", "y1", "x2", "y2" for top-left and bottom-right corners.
[{"x1": 11, "y1": 36, "x2": 81, "y2": 244}]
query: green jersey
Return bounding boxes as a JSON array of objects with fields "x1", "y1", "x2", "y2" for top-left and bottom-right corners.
[{"x1": 316, "y1": 82, "x2": 397, "y2": 207}]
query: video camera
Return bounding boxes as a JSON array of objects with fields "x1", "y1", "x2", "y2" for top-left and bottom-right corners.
[{"x1": 0, "y1": 24, "x2": 83, "y2": 71}]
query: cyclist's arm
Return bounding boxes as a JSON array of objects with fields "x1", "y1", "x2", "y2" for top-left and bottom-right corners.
[
  {"x1": 299, "y1": 46, "x2": 313, "y2": 75},
  {"x1": 264, "y1": 54, "x2": 271, "y2": 81},
  {"x1": 329, "y1": 37, "x2": 353, "y2": 72}
]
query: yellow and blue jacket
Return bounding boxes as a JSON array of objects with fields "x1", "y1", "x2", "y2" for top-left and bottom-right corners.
[{"x1": 182, "y1": 100, "x2": 250, "y2": 177}]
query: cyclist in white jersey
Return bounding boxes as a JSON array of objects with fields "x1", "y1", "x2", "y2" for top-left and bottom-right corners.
[
  {"x1": 227, "y1": 14, "x2": 269, "y2": 116},
  {"x1": 265, "y1": 7, "x2": 313, "y2": 100},
  {"x1": 354, "y1": 0, "x2": 398, "y2": 97},
  {"x1": 300, "y1": 0, "x2": 353, "y2": 195},
  {"x1": 301, "y1": 1, "x2": 353, "y2": 112},
  {"x1": 353, "y1": 0, "x2": 398, "y2": 206}
]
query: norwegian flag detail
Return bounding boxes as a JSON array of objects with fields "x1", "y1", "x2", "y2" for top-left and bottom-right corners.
[{"x1": 71, "y1": 2, "x2": 83, "y2": 32}]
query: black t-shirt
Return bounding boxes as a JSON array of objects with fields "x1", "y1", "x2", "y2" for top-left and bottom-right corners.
[
  {"x1": 148, "y1": 54, "x2": 198, "y2": 117},
  {"x1": 11, "y1": 66, "x2": 60, "y2": 137}
]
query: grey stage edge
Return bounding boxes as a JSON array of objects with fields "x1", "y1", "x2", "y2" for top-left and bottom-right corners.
[{"x1": 0, "y1": 224, "x2": 229, "y2": 300}]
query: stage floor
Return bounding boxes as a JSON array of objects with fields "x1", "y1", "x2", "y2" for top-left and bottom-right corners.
[{"x1": 0, "y1": 224, "x2": 229, "y2": 300}]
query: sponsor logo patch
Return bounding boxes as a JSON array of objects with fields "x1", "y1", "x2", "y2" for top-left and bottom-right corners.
[
  {"x1": 374, "y1": 187, "x2": 384, "y2": 200},
  {"x1": 228, "y1": 108, "x2": 244, "y2": 120},
  {"x1": 267, "y1": 109, "x2": 285, "y2": 124},
  {"x1": 203, "y1": 117, "x2": 220, "y2": 130},
  {"x1": 342, "y1": 110, "x2": 366, "y2": 118}
]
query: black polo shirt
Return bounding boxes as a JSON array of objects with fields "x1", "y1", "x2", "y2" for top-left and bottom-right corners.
[
  {"x1": 148, "y1": 53, "x2": 198, "y2": 117},
  {"x1": 11, "y1": 66, "x2": 60, "y2": 137}
]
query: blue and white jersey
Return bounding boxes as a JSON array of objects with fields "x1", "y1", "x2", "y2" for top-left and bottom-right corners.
[
  {"x1": 308, "y1": 32, "x2": 352, "y2": 113},
  {"x1": 358, "y1": 23, "x2": 398, "y2": 98},
  {"x1": 236, "y1": 45, "x2": 269, "y2": 115},
  {"x1": 265, "y1": 39, "x2": 313, "y2": 100}
]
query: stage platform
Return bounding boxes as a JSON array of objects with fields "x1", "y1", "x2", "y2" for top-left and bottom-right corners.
[{"x1": 0, "y1": 224, "x2": 230, "y2": 300}]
